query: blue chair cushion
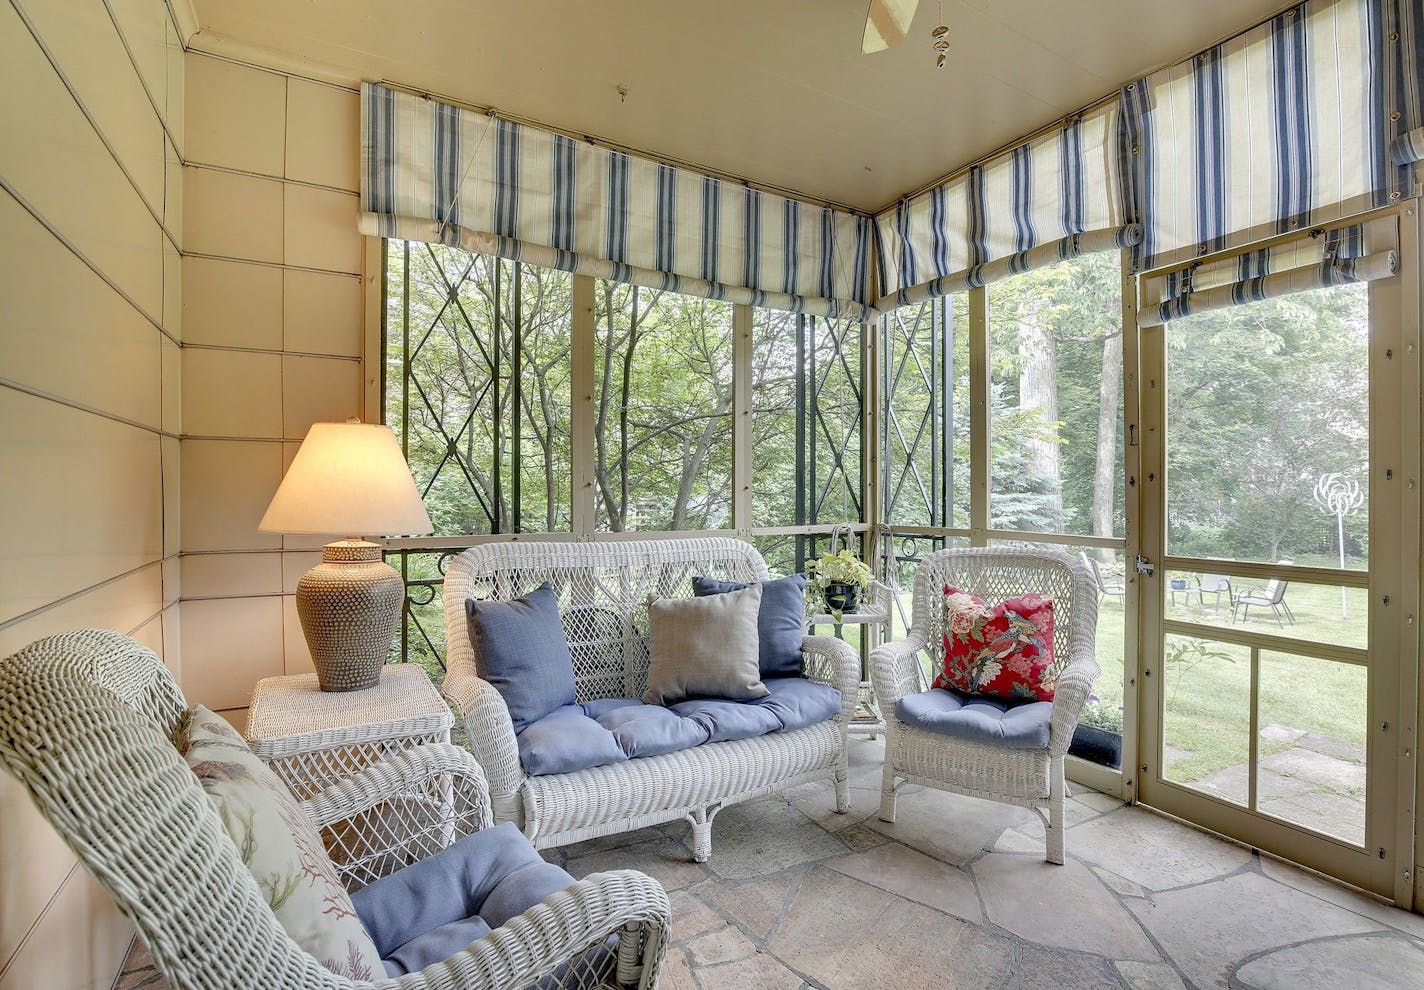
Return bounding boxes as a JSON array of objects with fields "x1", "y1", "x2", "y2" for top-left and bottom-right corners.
[
  {"x1": 517, "y1": 679, "x2": 843, "y2": 773},
  {"x1": 896, "y1": 688, "x2": 1053, "y2": 750},
  {"x1": 668, "y1": 697, "x2": 784, "y2": 742},
  {"x1": 466, "y1": 583, "x2": 576, "y2": 733},
  {"x1": 351, "y1": 822, "x2": 577, "y2": 977},
  {"x1": 588, "y1": 699, "x2": 712, "y2": 758},
  {"x1": 692, "y1": 573, "x2": 808, "y2": 677},
  {"x1": 752, "y1": 677, "x2": 843, "y2": 731},
  {"x1": 516, "y1": 705, "x2": 628, "y2": 776}
]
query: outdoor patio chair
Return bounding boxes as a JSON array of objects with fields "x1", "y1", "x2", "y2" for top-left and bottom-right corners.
[
  {"x1": 1198, "y1": 573, "x2": 1232, "y2": 614},
  {"x1": 1231, "y1": 563, "x2": 1295, "y2": 628},
  {"x1": 871, "y1": 548, "x2": 1100, "y2": 864},
  {"x1": 0, "y1": 629, "x2": 670, "y2": 990},
  {"x1": 1080, "y1": 550, "x2": 1125, "y2": 606}
]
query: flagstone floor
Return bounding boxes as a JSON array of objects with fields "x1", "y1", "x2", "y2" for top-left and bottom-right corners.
[{"x1": 118, "y1": 737, "x2": 1424, "y2": 990}]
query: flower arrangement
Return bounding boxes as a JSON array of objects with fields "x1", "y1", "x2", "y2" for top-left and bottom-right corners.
[{"x1": 806, "y1": 548, "x2": 874, "y2": 619}]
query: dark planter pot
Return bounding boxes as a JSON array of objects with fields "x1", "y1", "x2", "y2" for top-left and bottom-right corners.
[
  {"x1": 1170, "y1": 578, "x2": 1188, "y2": 590},
  {"x1": 822, "y1": 582, "x2": 861, "y2": 614},
  {"x1": 1070, "y1": 723, "x2": 1123, "y2": 768}
]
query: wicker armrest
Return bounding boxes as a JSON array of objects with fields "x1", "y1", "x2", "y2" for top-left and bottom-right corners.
[
  {"x1": 383, "y1": 869, "x2": 671, "y2": 990},
  {"x1": 442, "y1": 665, "x2": 526, "y2": 803},
  {"x1": 801, "y1": 635, "x2": 861, "y2": 724},
  {"x1": 1048, "y1": 655, "x2": 1101, "y2": 757},
  {"x1": 303, "y1": 743, "x2": 494, "y2": 890},
  {"x1": 869, "y1": 633, "x2": 929, "y2": 714}
]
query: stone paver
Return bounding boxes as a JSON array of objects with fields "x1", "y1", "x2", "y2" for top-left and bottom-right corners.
[
  {"x1": 693, "y1": 950, "x2": 804, "y2": 990},
  {"x1": 869, "y1": 784, "x2": 1032, "y2": 865},
  {"x1": 825, "y1": 842, "x2": 981, "y2": 921},
  {"x1": 974, "y1": 853, "x2": 1159, "y2": 960},
  {"x1": 1298, "y1": 732, "x2": 1366, "y2": 763},
  {"x1": 1114, "y1": 959, "x2": 1188, "y2": 990},
  {"x1": 565, "y1": 835, "x2": 707, "y2": 891},
  {"x1": 1069, "y1": 805, "x2": 1253, "y2": 890},
  {"x1": 1014, "y1": 941, "x2": 1133, "y2": 990},
  {"x1": 684, "y1": 925, "x2": 757, "y2": 966},
  {"x1": 1257, "y1": 790, "x2": 1364, "y2": 844},
  {"x1": 770, "y1": 866, "x2": 1016, "y2": 989},
  {"x1": 1233, "y1": 933, "x2": 1424, "y2": 990},
  {"x1": 698, "y1": 796, "x2": 847, "y2": 880},
  {"x1": 703, "y1": 872, "x2": 796, "y2": 940},
  {"x1": 1259, "y1": 747, "x2": 1366, "y2": 791},
  {"x1": 667, "y1": 889, "x2": 723, "y2": 942},
  {"x1": 1128, "y1": 871, "x2": 1380, "y2": 989},
  {"x1": 1258, "y1": 856, "x2": 1424, "y2": 940},
  {"x1": 1259, "y1": 724, "x2": 1307, "y2": 745}
]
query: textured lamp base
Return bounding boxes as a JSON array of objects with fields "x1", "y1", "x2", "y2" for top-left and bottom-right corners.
[{"x1": 296, "y1": 540, "x2": 403, "y2": 692}]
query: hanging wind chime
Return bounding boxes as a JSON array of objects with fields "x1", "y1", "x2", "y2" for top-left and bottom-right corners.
[{"x1": 931, "y1": 2, "x2": 949, "y2": 67}]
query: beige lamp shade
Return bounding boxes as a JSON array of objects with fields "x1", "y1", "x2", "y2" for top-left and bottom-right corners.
[{"x1": 259, "y1": 422, "x2": 433, "y2": 536}]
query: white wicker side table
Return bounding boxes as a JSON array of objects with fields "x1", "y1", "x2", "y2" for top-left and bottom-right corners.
[{"x1": 245, "y1": 663, "x2": 453, "y2": 800}]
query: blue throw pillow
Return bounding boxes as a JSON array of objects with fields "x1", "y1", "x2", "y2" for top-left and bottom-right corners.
[
  {"x1": 466, "y1": 582, "x2": 576, "y2": 733},
  {"x1": 692, "y1": 573, "x2": 807, "y2": 677}
]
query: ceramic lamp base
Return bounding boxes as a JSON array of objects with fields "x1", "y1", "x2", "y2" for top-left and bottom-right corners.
[{"x1": 295, "y1": 540, "x2": 402, "y2": 692}]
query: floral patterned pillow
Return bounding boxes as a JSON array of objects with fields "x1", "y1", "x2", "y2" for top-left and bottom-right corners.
[
  {"x1": 935, "y1": 585, "x2": 1056, "y2": 701},
  {"x1": 181, "y1": 707, "x2": 384, "y2": 979}
]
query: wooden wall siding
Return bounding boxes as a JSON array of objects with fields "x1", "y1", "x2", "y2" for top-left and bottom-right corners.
[
  {"x1": 0, "y1": 1, "x2": 184, "y2": 987},
  {"x1": 178, "y1": 49, "x2": 365, "y2": 713}
]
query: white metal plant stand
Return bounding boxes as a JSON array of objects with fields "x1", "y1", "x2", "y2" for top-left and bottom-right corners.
[
  {"x1": 808, "y1": 580, "x2": 893, "y2": 738},
  {"x1": 246, "y1": 663, "x2": 454, "y2": 800}
]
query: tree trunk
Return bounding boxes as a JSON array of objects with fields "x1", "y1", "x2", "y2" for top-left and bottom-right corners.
[
  {"x1": 1017, "y1": 302, "x2": 1062, "y2": 529},
  {"x1": 1092, "y1": 331, "x2": 1123, "y2": 552}
]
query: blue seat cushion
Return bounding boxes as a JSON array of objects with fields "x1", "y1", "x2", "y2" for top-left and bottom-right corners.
[
  {"x1": 518, "y1": 678, "x2": 844, "y2": 774},
  {"x1": 587, "y1": 699, "x2": 712, "y2": 758},
  {"x1": 516, "y1": 705, "x2": 628, "y2": 775},
  {"x1": 693, "y1": 573, "x2": 808, "y2": 677},
  {"x1": 896, "y1": 688, "x2": 1053, "y2": 750},
  {"x1": 351, "y1": 822, "x2": 576, "y2": 977},
  {"x1": 466, "y1": 583, "x2": 576, "y2": 733},
  {"x1": 668, "y1": 697, "x2": 784, "y2": 742},
  {"x1": 753, "y1": 677, "x2": 843, "y2": 731}
]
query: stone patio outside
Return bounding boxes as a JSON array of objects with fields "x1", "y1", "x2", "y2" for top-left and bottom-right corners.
[{"x1": 118, "y1": 737, "x2": 1424, "y2": 990}]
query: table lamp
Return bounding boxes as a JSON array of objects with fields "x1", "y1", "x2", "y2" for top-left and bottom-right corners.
[{"x1": 259, "y1": 421, "x2": 433, "y2": 691}]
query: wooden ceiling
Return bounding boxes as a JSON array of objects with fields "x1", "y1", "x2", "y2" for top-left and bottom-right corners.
[{"x1": 190, "y1": 0, "x2": 1289, "y2": 211}]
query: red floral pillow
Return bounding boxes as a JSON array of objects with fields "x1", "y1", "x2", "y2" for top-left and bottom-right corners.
[{"x1": 934, "y1": 585, "x2": 1056, "y2": 701}]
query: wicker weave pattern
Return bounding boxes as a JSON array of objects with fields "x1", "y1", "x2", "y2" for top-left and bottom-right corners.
[
  {"x1": 443, "y1": 538, "x2": 858, "y2": 858},
  {"x1": 247, "y1": 666, "x2": 455, "y2": 800},
  {"x1": 870, "y1": 548, "x2": 1100, "y2": 864},
  {"x1": 0, "y1": 629, "x2": 669, "y2": 990}
]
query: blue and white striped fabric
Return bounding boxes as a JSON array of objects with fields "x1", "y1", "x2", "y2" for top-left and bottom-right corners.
[
  {"x1": 1125, "y1": 0, "x2": 1423, "y2": 272},
  {"x1": 1139, "y1": 223, "x2": 1396, "y2": 326},
  {"x1": 871, "y1": 100, "x2": 1137, "y2": 311},
  {"x1": 359, "y1": 84, "x2": 874, "y2": 320}
]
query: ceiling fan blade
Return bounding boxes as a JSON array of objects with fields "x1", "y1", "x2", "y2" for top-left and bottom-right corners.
[{"x1": 862, "y1": 0, "x2": 919, "y2": 54}]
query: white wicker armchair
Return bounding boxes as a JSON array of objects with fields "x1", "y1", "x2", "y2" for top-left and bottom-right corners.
[
  {"x1": 870, "y1": 548, "x2": 1100, "y2": 864},
  {"x1": 442, "y1": 538, "x2": 860, "y2": 861},
  {"x1": 0, "y1": 629, "x2": 670, "y2": 990}
]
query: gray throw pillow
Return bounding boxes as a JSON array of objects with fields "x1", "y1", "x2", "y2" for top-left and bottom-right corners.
[{"x1": 643, "y1": 583, "x2": 768, "y2": 706}]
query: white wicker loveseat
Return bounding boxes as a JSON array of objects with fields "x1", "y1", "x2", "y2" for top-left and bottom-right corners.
[
  {"x1": 0, "y1": 629, "x2": 670, "y2": 990},
  {"x1": 870, "y1": 547, "x2": 1100, "y2": 864},
  {"x1": 442, "y1": 537, "x2": 860, "y2": 860}
]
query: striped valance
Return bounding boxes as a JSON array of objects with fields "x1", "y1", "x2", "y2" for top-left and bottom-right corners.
[
  {"x1": 1125, "y1": 0, "x2": 1423, "y2": 272},
  {"x1": 872, "y1": 100, "x2": 1136, "y2": 310},
  {"x1": 360, "y1": 84, "x2": 874, "y2": 319},
  {"x1": 1139, "y1": 224, "x2": 1396, "y2": 326}
]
